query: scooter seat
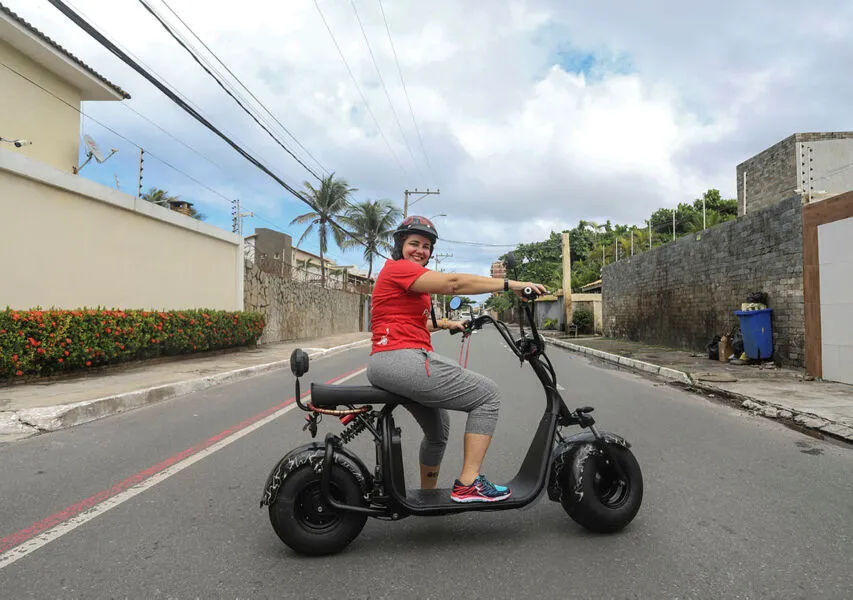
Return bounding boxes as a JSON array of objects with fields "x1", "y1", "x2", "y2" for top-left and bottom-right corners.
[{"x1": 310, "y1": 383, "x2": 412, "y2": 407}]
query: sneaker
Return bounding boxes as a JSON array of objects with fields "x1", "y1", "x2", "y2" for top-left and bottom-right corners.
[
  {"x1": 451, "y1": 474, "x2": 512, "y2": 503},
  {"x1": 476, "y1": 474, "x2": 508, "y2": 493}
]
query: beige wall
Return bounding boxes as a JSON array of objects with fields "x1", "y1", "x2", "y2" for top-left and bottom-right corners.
[
  {"x1": 571, "y1": 293, "x2": 603, "y2": 333},
  {"x1": 1, "y1": 149, "x2": 243, "y2": 311},
  {"x1": 0, "y1": 39, "x2": 81, "y2": 173}
]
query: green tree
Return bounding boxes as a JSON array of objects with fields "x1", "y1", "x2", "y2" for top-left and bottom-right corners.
[
  {"x1": 141, "y1": 187, "x2": 205, "y2": 221},
  {"x1": 338, "y1": 199, "x2": 400, "y2": 280},
  {"x1": 290, "y1": 173, "x2": 356, "y2": 287}
]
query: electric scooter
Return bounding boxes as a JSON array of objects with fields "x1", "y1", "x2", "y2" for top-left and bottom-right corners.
[{"x1": 260, "y1": 288, "x2": 643, "y2": 556}]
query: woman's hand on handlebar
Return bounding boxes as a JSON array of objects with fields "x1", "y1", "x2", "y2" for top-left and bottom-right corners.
[
  {"x1": 509, "y1": 281, "x2": 548, "y2": 300},
  {"x1": 446, "y1": 320, "x2": 468, "y2": 335}
]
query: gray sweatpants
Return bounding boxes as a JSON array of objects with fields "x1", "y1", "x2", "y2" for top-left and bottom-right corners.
[{"x1": 366, "y1": 349, "x2": 501, "y2": 466}]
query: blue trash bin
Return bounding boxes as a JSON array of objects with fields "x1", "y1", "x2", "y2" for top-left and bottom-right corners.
[{"x1": 733, "y1": 308, "x2": 773, "y2": 360}]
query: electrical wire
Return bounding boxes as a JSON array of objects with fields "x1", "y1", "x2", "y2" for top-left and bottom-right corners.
[
  {"x1": 159, "y1": 0, "x2": 329, "y2": 179},
  {"x1": 137, "y1": 0, "x2": 323, "y2": 181},
  {"x1": 350, "y1": 0, "x2": 421, "y2": 180},
  {"x1": 0, "y1": 59, "x2": 235, "y2": 208},
  {"x1": 377, "y1": 0, "x2": 436, "y2": 183},
  {"x1": 46, "y1": 0, "x2": 314, "y2": 204},
  {"x1": 313, "y1": 0, "x2": 409, "y2": 180}
]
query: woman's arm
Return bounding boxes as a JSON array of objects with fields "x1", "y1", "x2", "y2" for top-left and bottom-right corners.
[{"x1": 410, "y1": 271, "x2": 547, "y2": 297}]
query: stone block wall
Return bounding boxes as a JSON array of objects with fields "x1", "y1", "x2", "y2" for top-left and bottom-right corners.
[
  {"x1": 244, "y1": 263, "x2": 364, "y2": 345},
  {"x1": 602, "y1": 196, "x2": 805, "y2": 366}
]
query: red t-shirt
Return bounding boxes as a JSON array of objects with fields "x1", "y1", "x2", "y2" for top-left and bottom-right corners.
[{"x1": 370, "y1": 259, "x2": 432, "y2": 354}]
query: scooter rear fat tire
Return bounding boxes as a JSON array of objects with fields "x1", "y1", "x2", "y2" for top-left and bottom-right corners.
[
  {"x1": 561, "y1": 444, "x2": 642, "y2": 533},
  {"x1": 269, "y1": 464, "x2": 367, "y2": 556}
]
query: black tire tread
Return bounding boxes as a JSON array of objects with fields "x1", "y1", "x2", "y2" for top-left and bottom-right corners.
[{"x1": 268, "y1": 464, "x2": 367, "y2": 556}]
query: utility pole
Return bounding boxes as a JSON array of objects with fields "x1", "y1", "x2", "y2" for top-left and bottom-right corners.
[
  {"x1": 433, "y1": 252, "x2": 453, "y2": 317},
  {"x1": 403, "y1": 188, "x2": 440, "y2": 218},
  {"x1": 561, "y1": 232, "x2": 572, "y2": 332}
]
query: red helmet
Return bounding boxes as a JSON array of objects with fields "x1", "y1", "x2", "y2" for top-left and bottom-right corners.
[{"x1": 393, "y1": 215, "x2": 439, "y2": 244}]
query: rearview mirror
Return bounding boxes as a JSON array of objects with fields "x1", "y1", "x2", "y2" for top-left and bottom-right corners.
[
  {"x1": 290, "y1": 349, "x2": 309, "y2": 377},
  {"x1": 449, "y1": 296, "x2": 462, "y2": 310}
]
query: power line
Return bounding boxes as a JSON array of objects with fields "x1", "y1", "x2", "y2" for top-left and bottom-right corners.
[
  {"x1": 0, "y1": 59, "x2": 234, "y2": 208},
  {"x1": 350, "y1": 0, "x2": 421, "y2": 180},
  {"x1": 46, "y1": 0, "x2": 318, "y2": 207},
  {"x1": 377, "y1": 0, "x2": 436, "y2": 183},
  {"x1": 158, "y1": 0, "x2": 329, "y2": 178},
  {"x1": 312, "y1": 0, "x2": 409, "y2": 180},
  {"x1": 137, "y1": 0, "x2": 323, "y2": 181},
  {"x1": 120, "y1": 102, "x2": 225, "y2": 171}
]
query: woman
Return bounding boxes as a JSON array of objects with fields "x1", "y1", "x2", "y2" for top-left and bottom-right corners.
[{"x1": 366, "y1": 216, "x2": 547, "y2": 503}]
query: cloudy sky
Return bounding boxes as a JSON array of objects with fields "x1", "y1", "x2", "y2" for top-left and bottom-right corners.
[{"x1": 4, "y1": 0, "x2": 851, "y2": 275}]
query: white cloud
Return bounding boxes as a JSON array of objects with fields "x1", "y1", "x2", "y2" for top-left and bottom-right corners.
[{"x1": 4, "y1": 0, "x2": 851, "y2": 277}]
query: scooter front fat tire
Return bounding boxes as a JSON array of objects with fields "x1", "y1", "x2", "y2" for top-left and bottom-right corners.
[
  {"x1": 561, "y1": 444, "x2": 643, "y2": 533},
  {"x1": 268, "y1": 464, "x2": 367, "y2": 556}
]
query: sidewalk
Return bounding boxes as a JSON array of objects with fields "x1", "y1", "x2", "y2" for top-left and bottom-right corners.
[
  {"x1": 0, "y1": 331, "x2": 372, "y2": 441},
  {"x1": 542, "y1": 333, "x2": 853, "y2": 444}
]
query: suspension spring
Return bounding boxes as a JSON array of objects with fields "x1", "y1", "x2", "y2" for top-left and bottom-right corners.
[{"x1": 339, "y1": 417, "x2": 370, "y2": 445}]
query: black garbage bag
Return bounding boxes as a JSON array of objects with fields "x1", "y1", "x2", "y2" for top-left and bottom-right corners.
[
  {"x1": 732, "y1": 330, "x2": 744, "y2": 357},
  {"x1": 747, "y1": 291, "x2": 768, "y2": 304},
  {"x1": 707, "y1": 335, "x2": 721, "y2": 360}
]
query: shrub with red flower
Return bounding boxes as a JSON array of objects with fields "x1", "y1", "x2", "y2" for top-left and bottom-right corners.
[{"x1": 1, "y1": 307, "x2": 265, "y2": 379}]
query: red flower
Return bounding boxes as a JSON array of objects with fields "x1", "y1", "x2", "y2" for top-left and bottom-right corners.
[
  {"x1": 106, "y1": 328, "x2": 112, "y2": 334},
  {"x1": 85, "y1": 361, "x2": 92, "y2": 367},
  {"x1": 15, "y1": 370, "x2": 23, "y2": 376},
  {"x1": 66, "y1": 338, "x2": 72, "y2": 344},
  {"x1": 58, "y1": 358, "x2": 64, "y2": 364},
  {"x1": 11, "y1": 354, "x2": 18, "y2": 361},
  {"x1": 64, "y1": 351, "x2": 69, "y2": 356},
  {"x1": 37, "y1": 348, "x2": 45, "y2": 354}
]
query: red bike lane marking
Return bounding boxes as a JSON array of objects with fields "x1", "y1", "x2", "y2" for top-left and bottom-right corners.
[{"x1": 0, "y1": 366, "x2": 365, "y2": 556}]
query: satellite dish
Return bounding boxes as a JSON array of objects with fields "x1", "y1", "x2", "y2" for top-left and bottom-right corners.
[
  {"x1": 84, "y1": 134, "x2": 105, "y2": 162},
  {"x1": 75, "y1": 135, "x2": 118, "y2": 173}
]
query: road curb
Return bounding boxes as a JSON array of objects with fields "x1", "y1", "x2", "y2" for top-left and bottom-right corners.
[
  {"x1": 3, "y1": 338, "x2": 372, "y2": 436},
  {"x1": 545, "y1": 337, "x2": 692, "y2": 385},
  {"x1": 544, "y1": 337, "x2": 853, "y2": 444}
]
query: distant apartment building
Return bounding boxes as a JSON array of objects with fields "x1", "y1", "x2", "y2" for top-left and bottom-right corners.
[{"x1": 490, "y1": 260, "x2": 506, "y2": 279}]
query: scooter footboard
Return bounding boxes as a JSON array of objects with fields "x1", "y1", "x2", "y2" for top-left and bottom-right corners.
[{"x1": 260, "y1": 442, "x2": 371, "y2": 507}]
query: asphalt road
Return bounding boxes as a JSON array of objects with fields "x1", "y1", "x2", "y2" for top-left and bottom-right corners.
[{"x1": 1, "y1": 330, "x2": 852, "y2": 599}]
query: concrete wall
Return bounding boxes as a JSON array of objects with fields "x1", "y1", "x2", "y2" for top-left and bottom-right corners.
[
  {"x1": 244, "y1": 262, "x2": 363, "y2": 344},
  {"x1": 571, "y1": 293, "x2": 603, "y2": 333},
  {"x1": 1, "y1": 148, "x2": 243, "y2": 311},
  {"x1": 602, "y1": 196, "x2": 805, "y2": 366},
  {"x1": 817, "y1": 216, "x2": 853, "y2": 384},
  {"x1": 0, "y1": 39, "x2": 81, "y2": 173},
  {"x1": 737, "y1": 132, "x2": 853, "y2": 216}
]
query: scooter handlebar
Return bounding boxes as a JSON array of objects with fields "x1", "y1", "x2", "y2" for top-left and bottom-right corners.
[{"x1": 522, "y1": 286, "x2": 541, "y2": 301}]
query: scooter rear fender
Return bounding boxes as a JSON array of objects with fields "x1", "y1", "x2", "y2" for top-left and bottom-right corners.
[{"x1": 259, "y1": 442, "x2": 371, "y2": 507}]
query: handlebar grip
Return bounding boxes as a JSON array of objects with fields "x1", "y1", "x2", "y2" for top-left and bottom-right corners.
[
  {"x1": 449, "y1": 320, "x2": 472, "y2": 335},
  {"x1": 522, "y1": 286, "x2": 541, "y2": 300}
]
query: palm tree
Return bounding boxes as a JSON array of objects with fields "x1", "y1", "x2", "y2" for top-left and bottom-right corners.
[
  {"x1": 141, "y1": 187, "x2": 172, "y2": 206},
  {"x1": 290, "y1": 174, "x2": 356, "y2": 287},
  {"x1": 339, "y1": 199, "x2": 401, "y2": 280}
]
